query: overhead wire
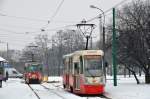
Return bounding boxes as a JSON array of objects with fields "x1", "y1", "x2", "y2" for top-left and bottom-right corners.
[
  {"x1": 0, "y1": 0, "x2": 131, "y2": 39},
  {"x1": 0, "y1": 24, "x2": 41, "y2": 30},
  {"x1": 0, "y1": 0, "x2": 131, "y2": 50},
  {"x1": 26, "y1": 24, "x2": 78, "y2": 34},
  {"x1": 27, "y1": 0, "x2": 131, "y2": 34},
  {"x1": 41, "y1": 0, "x2": 65, "y2": 29},
  {"x1": 86, "y1": 0, "x2": 131, "y2": 23},
  {"x1": 0, "y1": 28, "x2": 26, "y2": 34},
  {"x1": 0, "y1": 12, "x2": 48, "y2": 22},
  {"x1": 0, "y1": 12, "x2": 79, "y2": 24}
]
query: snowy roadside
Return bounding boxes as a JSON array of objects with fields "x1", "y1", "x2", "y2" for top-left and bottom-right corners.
[
  {"x1": 0, "y1": 78, "x2": 37, "y2": 99},
  {"x1": 105, "y1": 75, "x2": 150, "y2": 99},
  {"x1": 48, "y1": 75, "x2": 150, "y2": 99},
  {"x1": 0, "y1": 76, "x2": 149, "y2": 99}
]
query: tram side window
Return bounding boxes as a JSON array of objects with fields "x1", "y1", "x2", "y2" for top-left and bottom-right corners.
[
  {"x1": 63, "y1": 60, "x2": 66, "y2": 73},
  {"x1": 80, "y1": 56, "x2": 83, "y2": 74},
  {"x1": 74, "y1": 63, "x2": 79, "y2": 74},
  {"x1": 69, "y1": 58, "x2": 73, "y2": 74}
]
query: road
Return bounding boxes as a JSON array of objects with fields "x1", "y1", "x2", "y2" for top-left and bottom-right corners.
[{"x1": 0, "y1": 78, "x2": 107, "y2": 99}]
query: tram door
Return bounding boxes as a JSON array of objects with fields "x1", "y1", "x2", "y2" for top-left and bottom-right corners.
[{"x1": 74, "y1": 62, "x2": 80, "y2": 90}]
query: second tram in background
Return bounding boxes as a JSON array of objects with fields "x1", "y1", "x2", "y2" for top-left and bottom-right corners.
[
  {"x1": 24, "y1": 62, "x2": 43, "y2": 84},
  {"x1": 63, "y1": 50, "x2": 106, "y2": 95}
]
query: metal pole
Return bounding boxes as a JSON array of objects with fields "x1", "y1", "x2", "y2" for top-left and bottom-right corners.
[
  {"x1": 85, "y1": 36, "x2": 89, "y2": 50},
  {"x1": 99, "y1": 16, "x2": 102, "y2": 49},
  {"x1": 90, "y1": 37, "x2": 92, "y2": 49},
  {"x1": 103, "y1": 26, "x2": 106, "y2": 79},
  {"x1": 112, "y1": 8, "x2": 117, "y2": 86}
]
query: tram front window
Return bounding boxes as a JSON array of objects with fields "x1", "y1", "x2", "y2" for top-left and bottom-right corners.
[
  {"x1": 27, "y1": 65, "x2": 42, "y2": 72},
  {"x1": 84, "y1": 56, "x2": 103, "y2": 77}
]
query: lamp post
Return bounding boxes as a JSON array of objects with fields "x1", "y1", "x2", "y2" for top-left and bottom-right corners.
[
  {"x1": 77, "y1": 19, "x2": 95, "y2": 50},
  {"x1": 90, "y1": 5, "x2": 106, "y2": 80},
  {"x1": 90, "y1": 5, "x2": 105, "y2": 53}
]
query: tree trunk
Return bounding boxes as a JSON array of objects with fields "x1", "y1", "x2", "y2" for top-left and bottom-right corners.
[
  {"x1": 129, "y1": 69, "x2": 131, "y2": 77},
  {"x1": 133, "y1": 72, "x2": 140, "y2": 84},
  {"x1": 126, "y1": 66, "x2": 140, "y2": 84},
  {"x1": 139, "y1": 67, "x2": 141, "y2": 76},
  {"x1": 124, "y1": 67, "x2": 126, "y2": 78},
  {"x1": 145, "y1": 72, "x2": 150, "y2": 84}
]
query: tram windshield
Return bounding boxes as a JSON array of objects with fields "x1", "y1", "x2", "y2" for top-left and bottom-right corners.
[
  {"x1": 84, "y1": 55, "x2": 103, "y2": 77},
  {"x1": 25, "y1": 64, "x2": 42, "y2": 72}
]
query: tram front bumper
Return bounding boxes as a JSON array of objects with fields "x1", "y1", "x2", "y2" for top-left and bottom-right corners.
[{"x1": 81, "y1": 84, "x2": 104, "y2": 94}]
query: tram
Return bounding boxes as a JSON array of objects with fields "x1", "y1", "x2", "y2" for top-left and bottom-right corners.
[
  {"x1": 24, "y1": 62, "x2": 43, "y2": 84},
  {"x1": 63, "y1": 50, "x2": 106, "y2": 95}
]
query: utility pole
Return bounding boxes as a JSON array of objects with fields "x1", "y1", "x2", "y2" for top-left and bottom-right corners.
[
  {"x1": 99, "y1": 17, "x2": 102, "y2": 49},
  {"x1": 31, "y1": 53, "x2": 34, "y2": 62},
  {"x1": 103, "y1": 26, "x2": 106, "y2": 79},
  {"x1": 112, "y1": 8, "x2": 117, "y2": 86}
]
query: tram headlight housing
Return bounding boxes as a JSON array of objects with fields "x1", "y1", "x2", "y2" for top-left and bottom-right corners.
[
  {"x1": 100, "y1": 77, "x2": 103, "y2": 83},
  {"x1": 99, "y1": 77, "x2": 105, "y2": 85}
]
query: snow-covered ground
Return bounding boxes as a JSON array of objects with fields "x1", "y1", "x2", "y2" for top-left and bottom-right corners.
[
  {"x1": 105, "y1": 75, "x2": 150, "y2": 99},
  {"x1": 0, "y1": 78, "x2": 37, "y2": 99},
  {"x1": 0, "y1": 75, "x2": 149, "y2": 99}
]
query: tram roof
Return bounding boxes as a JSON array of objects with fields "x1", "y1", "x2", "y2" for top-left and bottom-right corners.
[{"x1": 63, "y1": 50, "x2": 104, "y2": 58}]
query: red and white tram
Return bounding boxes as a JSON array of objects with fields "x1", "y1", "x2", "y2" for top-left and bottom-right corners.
[
  {"x1": 24, "y1": 62, "x2": 43, "y2": 84},
  {"x1": 63, "y1": 50, "x2": 105, "y2": 95}
]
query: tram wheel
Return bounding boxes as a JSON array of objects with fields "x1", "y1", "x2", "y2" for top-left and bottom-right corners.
[
  {"x1": 63, "y1": 84, "x2": 66, "y2": 89},
  {"x1": 70, "y1": 86, "x2": 73, "y2": 93}
]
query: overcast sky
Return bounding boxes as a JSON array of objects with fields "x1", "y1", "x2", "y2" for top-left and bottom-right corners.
[{"x1": 0, "y1": 0, "x2": 132, "y2": 50}]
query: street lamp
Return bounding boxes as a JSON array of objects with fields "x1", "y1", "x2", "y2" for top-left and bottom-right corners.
[
  {"x1": 77, "y1": 19, "x2": 95, "y2": 50},
  {"x1": 90, "y1": 5, "x2": 105, "y2": 52}
]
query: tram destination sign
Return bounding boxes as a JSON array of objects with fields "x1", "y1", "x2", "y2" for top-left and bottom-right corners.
[{"x1": 84, "y1": 55, "x2": 101, "y2": 59}]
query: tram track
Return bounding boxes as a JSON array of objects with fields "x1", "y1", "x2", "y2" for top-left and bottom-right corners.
[
  {"x1": 50, "y1": 83, "x2": 112, "y2": 99},
  {"x1": 27, "y1": 83, "x2": 67, "y2": 99},
  {"x1": 85, "y1": 95, "x2": 111, "y2": 99},
  {"x1": 84, "y1": 94, "x2": 111, "y2": 99},
  {"x1": 50, "y1": 83, "x2": 111, "y2": 99},
  {"x1": 40, "y1": 84, "x2": 67, "y2": 99},
  {"x1": 28, "y1": 82, "x2": 111, "y2": 99},
  {"x1": 27, "y1": 84, "x2": 41, "y2": 99},
  {"x1": 98, "y1": 94, "x2": 111, "y2": 99}
]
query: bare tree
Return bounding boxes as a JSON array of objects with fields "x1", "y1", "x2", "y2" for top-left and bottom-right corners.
[
  {"x1": 49, "y1": 29, "x2": 85, "y2": 75},
  {"x1": 115, "y1": 0, "x2": 150, "y2": 84}
]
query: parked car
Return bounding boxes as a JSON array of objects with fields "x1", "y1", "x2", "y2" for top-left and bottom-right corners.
[{"x1": 4, "y1": 68, "x2": 23, "y2": 78}]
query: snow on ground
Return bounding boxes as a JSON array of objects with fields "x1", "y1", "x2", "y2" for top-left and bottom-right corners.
[
  {"x1": 48, "y1": 75, "x2": 150, "y2": 99},
  {"x1": 105, "y1": 75, "x2": 150, "y2": 99},
  {"x1": 0, "y1": 76, "x2": 149, "y2": 99},
  {"x1": 0, "y1": 78, "x2": 37, "y2": 99}
]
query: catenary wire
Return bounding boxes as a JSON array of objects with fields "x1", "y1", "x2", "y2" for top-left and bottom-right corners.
[{"x1": 41, "y1": 0, "x2": 65, "y2": 29}]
